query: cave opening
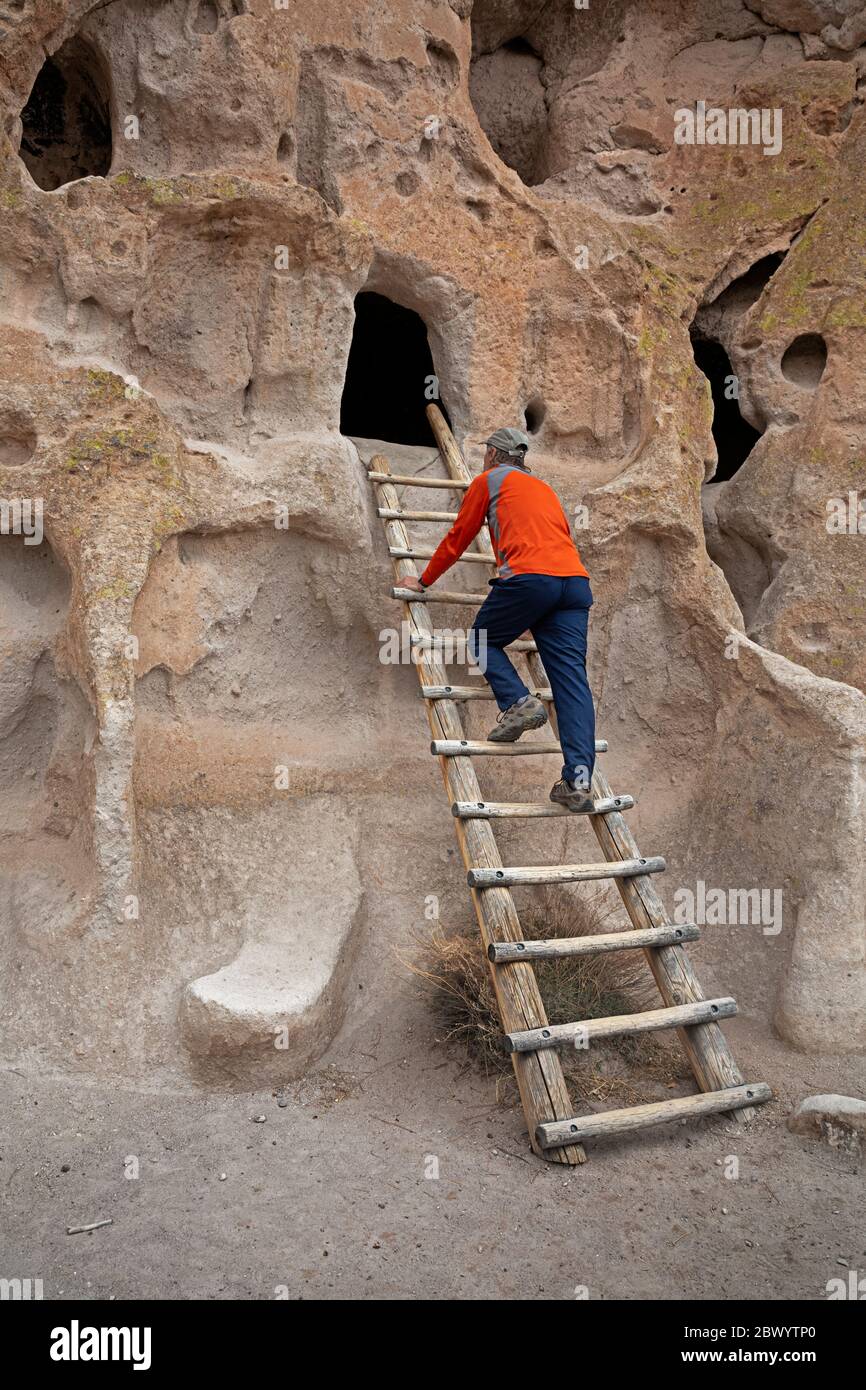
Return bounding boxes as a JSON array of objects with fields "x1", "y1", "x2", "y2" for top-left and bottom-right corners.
[
  {"x1": 19, "y1": 37, "x2": 112, "y2": 192},
  {"x1": 712, "y1": 252, "x2": 785, "y2": 316},
  {"x1": 469, "y1": 33, "x2": 547, "y2": 186},
  {"x1": 502, "y1": 36, "x2": 538, "y2": 59},
  {"x1": 691, "y1": 335, "x2": 761, "y2": 483},
  {"x1": 340, "y1": 292, "x2": 448, "y2": 446},
  {"x1": 524, "y1": 397, "x2": 546, "y2": 435}
]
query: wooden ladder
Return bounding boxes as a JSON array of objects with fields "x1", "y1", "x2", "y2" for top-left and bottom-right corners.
[{"x1": 368, "y1": 404, "x2": 770, "y2": 1164}]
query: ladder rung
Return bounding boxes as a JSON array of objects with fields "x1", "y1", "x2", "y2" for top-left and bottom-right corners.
[
  {"x1": 454, "y1": 795, "x2": 634, "y2": 818},
  {"x1": 488, "y1": 922, "x2": 700, "y2": 962},
  {"x1": 368, "y1": 472, "x2": 469, "y2": 489},
  {"x1": 468, "y1": 855, "x2": 664, "y2": 889},
  {"x1": 395, "y1": 588, "x2": 487, "y2": 605},
  {"x1": 412, "y1": 635, "x2": 537, "y2": 653},
  {"x1": 432, "y1": 738, "x2": 608, "y2": 756},
  {"x1": 425, "y1": 684, "x2": 552, "y2": 700},
  {"x1": 536, "y1": 1082, "x2": 772, "y2": 1149},
  {"x1": 390, "y1": 547, "x2": 494, "y2": 565},
  {"x1": 505, "y1": 997, "x2": 736, "y2": 1053},
  {"x1": 380, "y1": 508, "x2": 459, "y2": 522}
]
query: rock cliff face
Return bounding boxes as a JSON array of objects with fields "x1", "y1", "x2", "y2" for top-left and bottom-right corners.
[{"x1": 0, "y1": 0, "x2": 863, "y2": 1086}]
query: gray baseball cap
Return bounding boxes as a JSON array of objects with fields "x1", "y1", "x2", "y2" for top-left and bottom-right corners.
[{"x1": 485, "y1": 427, "x2": 530, "y2": 457}]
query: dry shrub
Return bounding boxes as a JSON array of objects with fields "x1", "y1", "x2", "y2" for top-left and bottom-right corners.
[{"x1": 408, "y1": 886, "x2": 688, "y2": 1102}]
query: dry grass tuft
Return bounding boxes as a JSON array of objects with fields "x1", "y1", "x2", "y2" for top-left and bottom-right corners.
[{"x1": 407, "y1": 887, "x2": 688, "y2": 1102}]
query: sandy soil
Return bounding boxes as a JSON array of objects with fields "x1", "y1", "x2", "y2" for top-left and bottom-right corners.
[{"x1": 1, "y1": 1007, "x2": 863, "y2": 1302}]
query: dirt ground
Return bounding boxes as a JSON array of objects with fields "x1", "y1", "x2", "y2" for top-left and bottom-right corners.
[{"x1": 2, "y1": 1006, "x2": 863, "y2": 1302}]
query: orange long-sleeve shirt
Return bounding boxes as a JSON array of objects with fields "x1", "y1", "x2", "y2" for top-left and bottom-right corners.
[{"x1": 420, "y1": 461, "x2": 588, "y2": 587}]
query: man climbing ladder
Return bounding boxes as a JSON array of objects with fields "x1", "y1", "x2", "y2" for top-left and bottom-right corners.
[
  {"x1": 402, "y1": 427, "x2": 597, "y2": 813},
  {"x1": 373, "y1": 408, "x2": 768, "y2": 1158}
]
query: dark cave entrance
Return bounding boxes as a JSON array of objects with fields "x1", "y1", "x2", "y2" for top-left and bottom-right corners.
[
  {"x1": 689, "y1": 250, "x2": 786, "y2": 482},
  {"x1": 19, "y1": 37, "x2": 112, "y2": 191},
  {"x1": 340, "y1": 292, "x2": 448, "y2": 447},
  {"x1": 691, "y1": 336, "x2": 761, "y2": 483}
]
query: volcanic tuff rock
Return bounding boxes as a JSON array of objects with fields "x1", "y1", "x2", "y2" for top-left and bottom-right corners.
[{"x1": 0, "y1": 0, "x2": 864, "y2": 1085}]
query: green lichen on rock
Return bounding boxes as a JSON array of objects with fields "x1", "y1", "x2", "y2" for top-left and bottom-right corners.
[
  {"x1": 152, "y1": 503, "x2": 189, "y2": 551},
  {"x1": 111, "y1": 173, "x2": 191, "y2": 206},
  {"x1": 148, "y1": 452, "x2": 182, "y2": 489},
  {"x1": 63, "y1": 422, "x2": 184, "y2": 482},
  {"x1": 825, "y1": 296, "x2": 866, "y2": 330},
  {"x1": 93, "y1": 576, "x2": 136, "y2": 602},
  {"x1": 210, "y1": 176, "x2": 240, "y2": 200},
  {"x1": 147, "y1": 177, "x2": 187, "y2": 205},
  {"x1": 637, "y1": 319, "x2": 671, "y2": 360},
  {"x1": 86, "y1": 368, "x2": 127, "y2": 402}
]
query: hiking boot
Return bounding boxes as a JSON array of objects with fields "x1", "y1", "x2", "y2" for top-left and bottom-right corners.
[
  {"x1": 549, "y1": 778, "x2": 595, "y2": 813},
  {"x1": 487, "y1": 695, "x2": 548, "y2": 743}
]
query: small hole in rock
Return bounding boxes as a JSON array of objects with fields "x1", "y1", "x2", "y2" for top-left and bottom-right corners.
[
  {"x1": 781, "y1": 333, "x2": 827, "y2": 389},
  {"x1": 194, "y1": 1, "x2": 219, "y2": 34},
  {"x1": 524, "y1": 398, "x2": 546, "y2": 435},
  {"x1": 465, "y1": 197, "x2": 490, "y2": 221},
  {"x1": 533, "y1": 236, "x2": 557, "y2": 258},
  {"x1": 0, "y1": 411, "x2": 37, "y2": 467},
  {"x1": 395, "y1": 170, "x2": 419, "y2": 196}
]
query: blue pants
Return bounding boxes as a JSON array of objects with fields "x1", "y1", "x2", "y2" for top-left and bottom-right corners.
[{"x1": 470, "y1": 574, "x2": 596, "y2": 788}]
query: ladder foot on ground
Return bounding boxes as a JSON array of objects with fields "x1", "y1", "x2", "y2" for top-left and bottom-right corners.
[{"x1": 536, "y1": 1083, "x2": 773, "y2": 1150}]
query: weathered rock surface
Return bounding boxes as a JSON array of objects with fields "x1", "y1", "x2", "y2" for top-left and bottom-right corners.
[
  {"x1": 788, "y1": 1092, "x2": 866, "y2": 1152},
  {"x1": 180, "y1": 800, "x2": 363, "y2": 1083},
  {"x1": 0, "y1": 0, "x2": 864, "y2": 1086}
]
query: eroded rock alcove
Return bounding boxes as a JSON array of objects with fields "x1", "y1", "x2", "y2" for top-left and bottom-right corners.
[
  {"x1": 0, "y1": 0, "x2": 864, "y2": 1089},
  {"x1": 20, "y1": 34, "x2": 112, "y2": 190}
]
